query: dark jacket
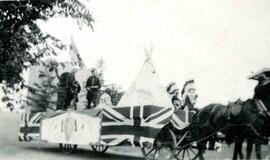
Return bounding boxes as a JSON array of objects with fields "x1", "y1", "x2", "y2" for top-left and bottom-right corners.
[
  {"x1": 66, "y1": 72, "x2": 75, "y2": 89},
  {"x1": 254, "y1": 81, "x2": 270, "y2": 107},
  {"x1": 86, "y1": 76, "x2": 101, "y2": 92}
]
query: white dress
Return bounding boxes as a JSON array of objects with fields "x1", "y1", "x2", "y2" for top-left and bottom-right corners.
[{"x1": 96, "y1": 93, "x2": 112, "y2": 109}]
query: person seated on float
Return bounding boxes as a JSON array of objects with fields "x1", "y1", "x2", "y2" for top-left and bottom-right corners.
[
  {"x1": 69, "y1": 80, "x2": 81, "y2": 110},
  {"x1": 167, "y1": 82, "x2": 182, "y2": 110},
  {"x1": 96, "y1": 88, "x2": 112, "y2": 109},
  {"x1": 181, "y1": 79, "x2": 198, "y2": 113}
]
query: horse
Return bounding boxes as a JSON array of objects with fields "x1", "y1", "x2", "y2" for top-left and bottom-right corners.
[
  {"x1": 233, "y1": 99, "x2": 270, "y2": 160},
  {"x1": 188, "y1": 98, "x2": 270, "y2": 160}
]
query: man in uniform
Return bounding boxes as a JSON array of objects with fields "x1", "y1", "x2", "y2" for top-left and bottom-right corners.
[{"x1": 86, "y1": 68, "x2": 101, "y2": 109}]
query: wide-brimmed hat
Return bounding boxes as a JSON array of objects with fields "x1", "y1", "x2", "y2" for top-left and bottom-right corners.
[{"x1": 167, "y1": 82, "x2": 179, "y2": 95}]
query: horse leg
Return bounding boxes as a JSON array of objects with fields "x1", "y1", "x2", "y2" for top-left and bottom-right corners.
[
  {"x1": 197, "y1": 141, "x2": 206, "y2": 160},
  {"x1": 239, "y1": 141, "x2": 244, "y2": 160},
  {"x1": 255, "y1": 143, "x2": 261, "y2": 160},
  {"x1": 198, "y1": 150, "x2": 205, "y2": 160},
  {"x1": 246, "y1": 138, "x2": 253, "y2": 160},
  {"x1": 233, "y1": 141, "x2": 239, "y2": 160},
  {"x1": 233, "y1": 141, "x2": 244, "y2": 160}
]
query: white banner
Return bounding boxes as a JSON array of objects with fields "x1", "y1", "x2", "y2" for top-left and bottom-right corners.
[{"x1": 41, "y1": 111, "x2": 101, "y2": 145}]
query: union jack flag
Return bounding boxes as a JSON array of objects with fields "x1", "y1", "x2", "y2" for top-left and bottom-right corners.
[
  {"x1": 170, "y1": 109, "x2": 196, "y2": 130},
  {"x1": 100, "y1": 105, "x2": 174, "y2": 147},
  {"x1": 18, "y1": 112, "x2": 42, "y2": 141}
]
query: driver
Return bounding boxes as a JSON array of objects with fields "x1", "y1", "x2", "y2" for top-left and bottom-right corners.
[{"x1": 254, "y1": 73, "x2": 270, "y2": 108}]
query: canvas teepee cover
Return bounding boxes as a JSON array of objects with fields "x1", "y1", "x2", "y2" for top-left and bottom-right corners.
[
  {"x1": 117, "y1": 58, "x2": 173, "y2": 107},
  {"x1": 100, "y1": 58, "x2": 174, "y2": 147}
]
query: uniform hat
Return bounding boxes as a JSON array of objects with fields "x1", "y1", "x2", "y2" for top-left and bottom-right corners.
[
  {"x1": 91, "y1": 68, "x2": 96, "y2": 73},
  {"x1": 71, "y1": 65, "x2": 80, "y2": 72}
]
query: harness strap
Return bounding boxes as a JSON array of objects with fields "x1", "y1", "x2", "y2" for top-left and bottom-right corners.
[
  {"x1": 227, "y1": 105, "x2": 231, "y2": 121},
  {"x1": 207, "y1": 105, "x2": 218, "y2": 124},
  {"x1": 255, "y1": 99, "x2": 270, "y2": 117}
]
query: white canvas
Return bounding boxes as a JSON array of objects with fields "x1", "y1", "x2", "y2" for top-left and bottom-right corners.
[
  {"x1": 117, "y1": 58, "x2": 173, "y2": 108},
  {"x1": 41, "y1": 111, "x2": 101, "y2": 145}
]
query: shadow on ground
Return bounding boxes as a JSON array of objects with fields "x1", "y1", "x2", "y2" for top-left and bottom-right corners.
[{"x1": 22, "y1": 145, "x2": 144, "y2": 160}]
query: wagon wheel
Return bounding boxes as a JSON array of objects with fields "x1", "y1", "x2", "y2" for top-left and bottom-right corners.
[
  {"x1": 59, "y1": 143, "x2": 77, "y2": 154},
  {"x1": 175, "y1": 144, "x2": 199, "y2": 160},
  {"x1": 91, "y1": 145, "x2": 109, "y2": 153},
  {"x1": 141, "y1": 128, "x2": 176, "y2": 160}
]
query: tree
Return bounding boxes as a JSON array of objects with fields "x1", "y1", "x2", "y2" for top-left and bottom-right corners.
[
  {"x1": 94, "y1": 58, "x2": 124, "y2": 106},
  {"x1": 95, "y1": 57, "x2": 106, "y2": 86},
  {"x1": 0, "y1": 0, "x2": 94, "y2": 110}
]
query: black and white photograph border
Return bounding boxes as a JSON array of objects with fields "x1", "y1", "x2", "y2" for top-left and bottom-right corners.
[{"x1": 0, "y1": 0, "x2": 270, "y2": 160}]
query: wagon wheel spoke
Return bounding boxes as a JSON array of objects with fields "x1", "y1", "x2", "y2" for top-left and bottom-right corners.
[
  {"x1": 145, "y1": 148, "x2": 155, "y2": 156},
  {"x1": 91, "y1": 145, "x2": 109, "y2": 153},
  {"x1": 175, "y1": 148, "x2": 183, "y2": 156},
  {"x1": 182, "y1": 148, "x2": 186, "y2": 160},
  {"x1": 141, "y1": 129, "x2": 176, "y2": 160},
  {"x1": 174, "y1": 155, "x2": 182, "y2": 160},
  {"x1": 153, "y1": 149, "x2": 158, "y2": 159},
  {"x1": 189, "y1": 147, "x2": 196, "y2": 155},
  {"x1": 187, "y1": 148, "x2": 191, "y2": 160},
  {"x1": 165, "y1": 147, "x2": 172, "y2": 152}
]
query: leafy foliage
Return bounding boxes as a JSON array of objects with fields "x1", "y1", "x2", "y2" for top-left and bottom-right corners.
[
  {"x1": 95, "y1": 57, "x2": 106, "y2": 86},
  {"x1": 0, "y1": 0, "x2": 93, "y2": 88},
  {"x1": 0, "y1": 0, "x2": 94, "y2": 109},
  {"x1": 95, "y1": 58, "x2": 124, "y2": 106},
  {"x1": 25, "y1": 68, "x2": 59, "y2": 112}
]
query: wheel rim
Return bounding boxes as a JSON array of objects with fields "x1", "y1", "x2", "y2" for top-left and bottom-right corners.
[
  {"x1": 91, "y1": 145, "x2": 109, "y2": 153},
  {"x1": 141, "y1": 129, "x2": 176, "y2": 160},
  {"x1": 175, "y1": 145, "x2": 199, "y2": 160},
  {"x1": 59, "y1": 143, "x2": 77, "y2": 154}
]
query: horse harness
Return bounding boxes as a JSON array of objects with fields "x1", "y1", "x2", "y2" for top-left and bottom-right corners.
[
  {"x1": 246, "y1": 99, "x2": 270, "y2": 139},
  {"x1": 254, "y1": 99, "x2": 270, "y2": 118},
  {"x1": 226, "y1": 100, "x2": 269, "y2": 139}
]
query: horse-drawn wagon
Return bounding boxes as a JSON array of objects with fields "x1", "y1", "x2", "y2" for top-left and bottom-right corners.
[{"x1": 23, "y1": 57, "x2": 260, "y2": 160}]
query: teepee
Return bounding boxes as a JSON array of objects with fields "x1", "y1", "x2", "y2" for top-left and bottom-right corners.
[
  {"x1": 100, "y1": 55, "x2": 175, "y2": 147},
  {"x1": 117, "y1": 56, "x2": 173, "y2": 109}
]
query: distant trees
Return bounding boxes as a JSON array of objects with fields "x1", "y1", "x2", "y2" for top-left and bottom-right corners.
[
  {"x1": 95, "y1": 57, "x2": 106, "y2": 86},
  {"x1": 0, "y1": 0, "x2": 94, "y2": 110},
  {"x1": 95, "y1": 58, "x2": 124, "y2": 106}
]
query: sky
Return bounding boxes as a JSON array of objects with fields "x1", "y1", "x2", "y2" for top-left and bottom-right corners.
[{"x1": 33, "y1": 0, "x2": 270, "y2": 107}]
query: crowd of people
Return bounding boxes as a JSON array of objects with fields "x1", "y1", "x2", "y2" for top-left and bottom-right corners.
[{"x1": 58, "y1": 65, "x2": 200, "y2": 112}]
